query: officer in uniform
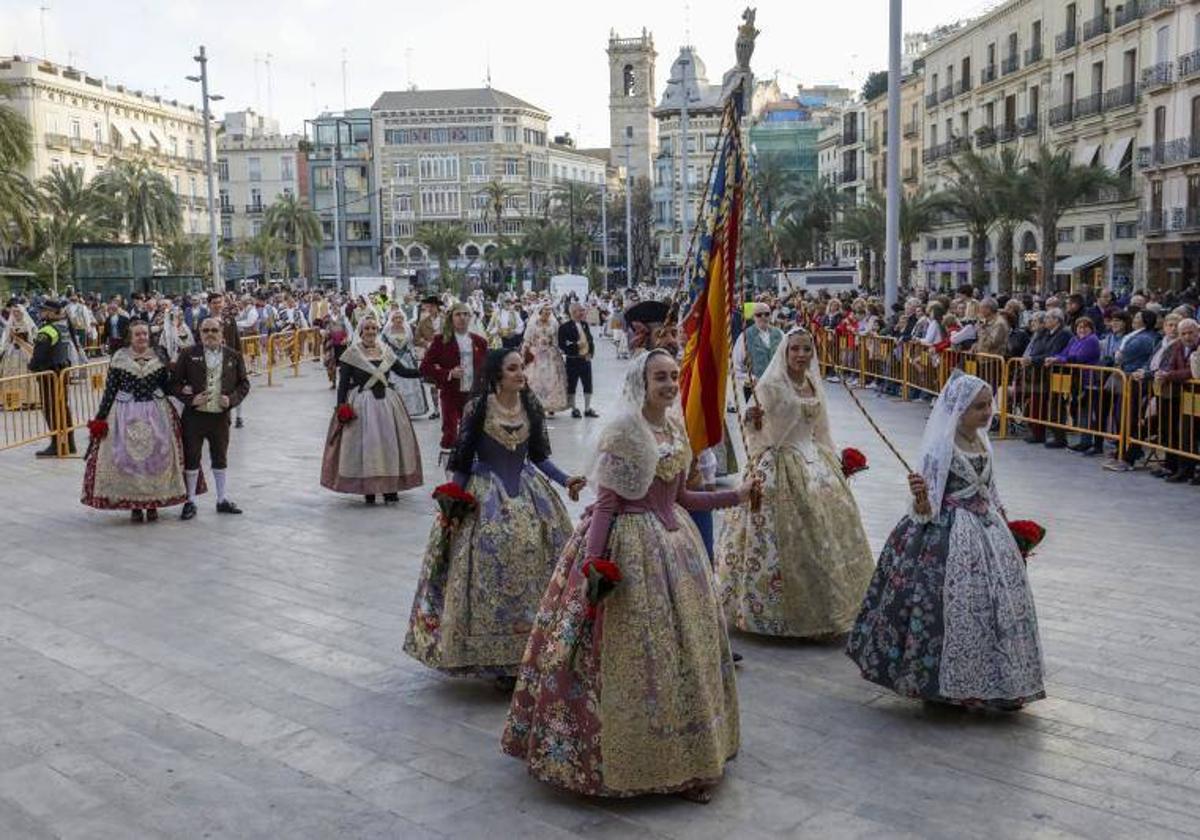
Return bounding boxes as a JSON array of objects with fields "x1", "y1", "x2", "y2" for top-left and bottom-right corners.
[{"x1": 28, "y1": 298, "x2": 80, "y2": 457}]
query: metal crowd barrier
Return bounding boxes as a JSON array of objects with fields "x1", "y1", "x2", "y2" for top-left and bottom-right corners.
[
  {"x1": 241, "y1": 335, "x2": 266, "y2": 379},
  {"x1": 860, "y1": 334, "x2": 904, "y2": 391},
  {"x1": 56, "y1": 360, "x2": 110, "y2": 456},
  {"x1": 1003, "y1": 359, "x2": 1127, "y2": 458},
  {"x1": 944, "y1": 349, "x2": 1009, "y2": 421},
  {"x1": 902, "y1": 343, "x2": 944, "y2": 399},
  {"x1": 0, "y1": 371, "x2": 56, "y2": 452},
  {"x1": 1125, "y1": 377, "x2": 1199, "y2": 468}
]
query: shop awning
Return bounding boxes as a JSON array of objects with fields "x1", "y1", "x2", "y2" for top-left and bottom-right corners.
[
  {"x1": 1106, "y1": 136, "x2": 1133, "y2": 171},
  {"x1": 1053, "y1": 254, "x2": 1106, "y2": 274},
  {"x1": 1073, "y1": 142, "x2": 1100, "y2": 166}
]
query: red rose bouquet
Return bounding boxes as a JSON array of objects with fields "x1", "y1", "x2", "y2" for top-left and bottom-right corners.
[
  {"x1": 1008, "y1": 520, "x2": 1046, "y2": 561},
  {"x1": 335, "y1": 403, "x2": 356, "y2": 424},
  {"x1": 841, "y1": 447, "x2": 868, "y2": 478},
  {"x1": 569, "y1": 556, "x2": 622, "y2": 668},
  {"x1": 87, "y1": 418, "x2": 108, "y2": 439}
]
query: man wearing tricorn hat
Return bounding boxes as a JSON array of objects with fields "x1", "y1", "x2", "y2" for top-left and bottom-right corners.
[
  {"x1": 624, "y1": 299, "x2": 680, "y2": 357},
  {"x1": 28, "y1": 297, "x2": 82, "y2": 457},
  {"x1": 413, "y1": 295, "x2": 443, "y2": 420}
]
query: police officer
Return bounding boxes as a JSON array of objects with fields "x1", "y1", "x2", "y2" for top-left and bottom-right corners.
[{"x1": 28, "y1": 298, "x2": 80, "y2": 457}]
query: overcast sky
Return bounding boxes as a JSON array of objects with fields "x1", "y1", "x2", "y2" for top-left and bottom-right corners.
[{"x1": 8, "y1": 0, "x2": 990, "y2": 146}]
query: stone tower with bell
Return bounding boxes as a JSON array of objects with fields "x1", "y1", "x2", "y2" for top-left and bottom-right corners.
[{"x1": 607, "y1": 29, "x2": 658, "y2": 184}]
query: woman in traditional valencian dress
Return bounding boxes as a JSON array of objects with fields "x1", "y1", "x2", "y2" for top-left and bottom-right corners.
[
  {"x1": 403, "y1": 349, "x2": 584, "y2": 690},
  {"x1": 0, "y1": 302, "x2": 39, "y2": 407},
  {"x1": 81, "y1": 320, "x2": 189, "y2": 522},
  {"x1": 381, "y1": 308, "x2": 429, "y2": 418},
  {"x1": 321, "y1": 316, "x2": 423, "y2": 505},
  {"x1": 520, "y1": 304, "x2": 567, "y2": 415},
  {"x1": 717, "y1": 327, "x2": 875, "y2": 638},
  {"x1": 502, "y1": 349, "x2": 756, "y2": 802},
  {"x1": 846, "y1": 372, "x2": 1045, "y2": 710}
]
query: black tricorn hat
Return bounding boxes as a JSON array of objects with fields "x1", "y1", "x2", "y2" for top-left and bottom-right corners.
[
  {"x1": 420, "y1": 295, "x2": 443, "y2": 308},
  {"x1": 625, "y1": 300, "x2": 671, "y2": 325},
  {"x1": 40, "y1": 298, "x2": 68, "y2": 311}
]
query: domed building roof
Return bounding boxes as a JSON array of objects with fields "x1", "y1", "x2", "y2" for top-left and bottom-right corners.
[{"x1": 655, "y1": 46, "x2": 723, "y2": 114}]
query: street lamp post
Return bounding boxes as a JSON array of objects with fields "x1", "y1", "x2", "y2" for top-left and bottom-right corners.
[
  {"x1": 625, "y1": 126, "x2": 633, "y2": 287},
  {"x1": 601, "y1": 178, "x2": 609, "y2": 290},
  {"x1": 884, "y1": 0, "x2": 902, "y2": 310},
  {"x1": 188, "y1": 46, "x2": 224, "y2": 292}
]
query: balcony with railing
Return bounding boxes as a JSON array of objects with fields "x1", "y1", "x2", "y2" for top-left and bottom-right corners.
[
  {"x1": 1025, "y1": 43, "x2": 1044, "y2": 65},
  {"x1": 1082, "y1": 12, "x2": 1110, "y2": 42},
  {"x1": 837, "y1": 166, "x2": 860, "y2": 185},
  {"x1": 921, "y1": 137, "x2": 971, "y2": 164},
  {"x1": 1138, "y1": 136, "x2": 1200, "y2": 168},
  {"x1": 1077, "y1": 186, "x2": 1131, "y2": 207},
  {"x1": 1103, "y1": 83, "x2": 1137, "y2": 110},
  {"x1": 1179, "y1": 50, "x2": 1200, "y2": 81},
  {"x1": 998, "y1": 123, "x2": 1018, "y2": 144},
  {"x1": 865, "y1": 137, "x2": 879, "y2": 154},
  {"x1": 925, "y1": 91, "x2": 939, "y2": 109},
  {"x1": 219, "y1": 201, "x2": 234, "y2": 214},
  {"x1": 903, "y1": 166, "x2": 917, "y2": 182},
  {"x1": 1144, "y1": 0, "x2": 1175, "y2": 18},
  {"x1": 1001, "y1": 54, "x2": 1020, "y2": 76},
  {"x1": 1114, "y1": 1, "x2": 1143, "y2": 28},
  {"x1": 980, "y1": 65, "x2": 997, "y2": 86},
  {"x1": 955, "y1": 78, "x2": 972, "y2": 96},
  {"x1": 92, "y1": 141, "x2": 112, "y2": 156},
  {"x1": 244, "y1": 203, "x2": 265, "y2": 214},
  {"x1": 1056, "y1": 28, "x2": 1078, "y2": 53},
  {"x1": 939, "y1": 84, "x2": 954, "y2": 102},
  {"x1": 1075, "y1": 92, "x2": 1104, "y2": 119},
  {"x1": 903, "y1": 121, "x2": 919, "y2": 138},
  {"x1": 1018, "y1": 114, "x2": 1039, "y2": 135},
  {"x1": 1141, "y1": 62, "x2": 1174, "y2": 92},
  {"x1": 975, "y1": 126, "x2": 997, "y2": 148},
  {"x1": 44, "y1": 132, "x2": 69, "y2": 149},
  {"x1": 1048, "y1": 102, "x2": 1074, "y2": 127},
  {"x1": 1143, "y1": 209, "x2": 1166, "y2": 235}
]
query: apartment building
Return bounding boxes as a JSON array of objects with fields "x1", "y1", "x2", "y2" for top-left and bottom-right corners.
[
  {"x1": 864, "y1": 72, "x2": 926, "y2": 196},
  {"x1": 306, "y1": 110, "x2": 381, "y2": 283}
]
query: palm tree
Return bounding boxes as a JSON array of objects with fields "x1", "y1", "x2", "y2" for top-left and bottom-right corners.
[
  {"x1": 787, "y1": 178, "x2": 843, "y2": 263},
  {"x1": 92, "y1": 158, "x2": 181, "y2": 244},
  {"x1": 482, "y1": 179, "x2": 516, "y2": 235},
  {"x1": 416, "y1": 221, "x2": 468, "y2": 294},
  {"x1": 986, "y1": 147, "x2": 1034, "y2": 294},
  {"x1": 898, "y1": 187, "x2": 949, "y2": 288},
  {"x1": 941, "y1": 149, "x2": 1000, "y2": 289},
  {"x1": 158, "y1": 233, "x2": 210, "y2": 275},
  {"x1": 36, "y1": 164, "x2": 115, "y2": 290},
  {"x1": 837, "y1": 192, "x2": 885, "y2": 289},
  {"x1": 264, "y1": 193, "x2": 322, "y2": 278},
  {"x1": 750, "y1": 152, "x2": 800, "y2": 222},
  {"x1": 239, "y1": 231, "x2": 286, "y2": 278},
  {"x1": 1023, "y1": 143, "x2": 1123, "y2": 292},
  {"x1": 550, "y1": 181, "x2": 601, "y2": 272},
  {"x1": 522, "y1": 221, "x2": 570, "y2": 282},
  {"x1": 0, "y1": 82, "x2": 36, "y2": 250}
]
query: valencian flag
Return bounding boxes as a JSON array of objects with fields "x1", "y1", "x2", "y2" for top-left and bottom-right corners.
[{"x1": 679, "y1": 97, "x2": 744, "y2": 455}]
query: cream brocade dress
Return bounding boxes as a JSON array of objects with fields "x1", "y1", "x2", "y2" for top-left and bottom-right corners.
[{"x1": 717, "y1": 377, "x2": 875, "y2": 637}]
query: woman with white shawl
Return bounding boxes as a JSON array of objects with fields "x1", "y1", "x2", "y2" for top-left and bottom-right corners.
[
  {"x1": 160, "y1": 306, "x2": 195, "y2": 363},
  {"x1": 519, "y1": 303, "x2": 567, "y2": 414},
  {"x1": 503, "y1": 349, "x2": 755, "y2": 802},
  {"x1": 716, "y1": 327, "x2": 875, "y2": 638},
  {"x1": 320, "y1": 315, "x2": 423, "y2": 504},
  {"x1": 846, "y1": 371, "x2": 1045, "y2": 710},
  {"x1": 0, "y1": 303, "x2": 39, "y2": 407},
  {"x1": 381, "y1": 308, "x2": 428, "y2": 417}
]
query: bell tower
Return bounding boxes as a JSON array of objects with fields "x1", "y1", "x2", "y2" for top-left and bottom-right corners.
[{"x1": 607, "y1": 29, "x2": 657, "y2": 183}]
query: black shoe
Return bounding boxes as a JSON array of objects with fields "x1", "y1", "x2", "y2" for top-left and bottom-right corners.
[
  {"x1": 383, "y1": 492, "x2": 399, "y2": 504},
  {"x1": 571, "y1": 408, "x2": 582, "y2": 418},
  {"x1": 1165, "y1": 471, "x2": 1194, "y2": 484},
  {"x1": 34, "y1": 444, "x2": 57, "y2": 458},
  {"x1": 234, "y1": 417, "x2": 244, "y2": 429},
  {"x1": 216, "y1": 499, "x2": 243, "y2": 514},
  {"x1": 1043, "y1": 440, "x2": 1067, "y2": 449},
  {"x1": 1067, "y1": 442, "x2": 1090, "y2": 453},
  {"x1": 180, "y1": 501, "x2": 197, "y2": 520},
  {"x1": 430, "y1": 412, "x2": 440, "y2": 420},
  {"x1": 1151, "y1": 466, "x2": 1172, "y2": 478},
  {"x1": 1084, "y1": 446, "x2": 1104, "y2": 457},
  {"x1": 584, "y1": 409, "x2": 599, "y2": 418},
  {"x1": 365, "y1": 494, "x2": 377, "y2": 505},
  {"x1": 1024, "y1": 437, "x2": 1044, "y2": 445},
  {"x1": 732, "y1": 651, "x2": 744, "y2": 663},
  {"x1": 494, "y1": 675, "x2": 517, "y2": 693},
  {"x1": 130, "y1": 509, "x2": 144, "y2": 523},
  {"x1": 146, "y1": 508, "x2": 158, "y2": 522}
]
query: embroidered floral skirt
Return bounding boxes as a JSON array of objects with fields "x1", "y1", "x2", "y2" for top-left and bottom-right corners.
[
  {"x1": 501, "y1": 506, "x2": 739, "y2": 797},
  {"x1": 403, "y1": 466, "x2": 572, "y2": 676},
  {"x1": 845, "y1": 504, "x2": 1046, "y2": 707},
  {"x1": 718, "y1": 445, "x2": 875, "y2": 637},
  {"x1": 321, "y1": 389, "x2": 422, "y2": 495},
  {"x1": 81, "y1": 396, "x2": 188, "y2": 510},
  {"x1": 526, "y1": 347, "x2": 567, "y2": 413}
]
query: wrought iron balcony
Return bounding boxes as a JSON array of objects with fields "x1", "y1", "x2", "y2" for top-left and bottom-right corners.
[
  {"x1": 1143, "y1": 209, "x2": 1165, "y2": 234},
  {"x1": 1114, "y1": 1, "x2": 1142, "y2": 28},
  {"x1": 903, "y1": 166, "x2": 918, "y2": 182},
  {"x1": 1025, "y1": 43, "x2": 1044, "y2": 65},
  {"x1": 219, "y1": 202, "x2": 234, "y2": 214},
  {"x1": 1143, "y1": 0, "x2": 1175, "y2": 18},
  {"x1": 44, "y1": 132, "x2": 69, "y2": 149},
  {"x1": 244, "y1": 203, "x2": 265, "y2": 214},
  {"x1": 1179, "y1": 50, "x2": 1200, "y2": 81},
  {"x1": 92, "y1": 142, "x2": 112, "y2": 156},
  {"x1": 1141, "y1": 62, "x2": 1174, "y2": 92},
  {"x1": 1103, "y1": 83, "x2": 1137, "y2": 110},
  {"x1": 1075, "y1": 92, "x2": 1104, "y2": 119},
  {"x1": 922, "y1": 137, "x2": 971, "y2": 164},
  {"x1": 903, "y1": 121, "x2": 919, "y2": 138},
  {"x1": 1077, "y1": 186, "x2": 1130, "y2": 207},
  {"x1": 1056, "y1": 28, "x2": 1078, "y2": 53},
  {"x1": 1018, "y1": 114, "x2": 1039, "y2": 135},
  {"x1": 939, "y1": 84, "x2": 954, "y2": 102},
  {"x1": 998, "y1": 124, "x2": 1018, "y2": 144},
  {"x1": 1048, "y1": 103, "x2": 1074, "y2": 127},
  {"x1": 975, "y1": 126, "x2": 997, "y2": 148},
  {"x1": 925, "y1": 92, "x2": 939, "y2": 109},
  {"x1": 955, "y1": 78, "x2": 972, "y2": 96},
  {"x1": 980, "y1": 65, "x2": 997, "y2": 85},
  {"x1": 1001, "y1": 54, "x2": 1020, "y2": 76},
  {"x1": 1082, "y1": 12, "x2": 1110, "y2": 42}
]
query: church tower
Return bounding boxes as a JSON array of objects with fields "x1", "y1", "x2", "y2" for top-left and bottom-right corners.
[{"x1": 607, "y1": 29, "x2": 657, "y2": 183}]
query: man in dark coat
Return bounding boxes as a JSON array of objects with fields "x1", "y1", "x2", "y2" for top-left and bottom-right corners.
[
  {"x1": 557, "y1": 302, "x2": 598, "y2": 418},
  {"x1": 1020, "y1": 307, "x2": 1072, "y2": 445},
  {"x1": 28, "y1": 298, "x2": 81, "y2": 457}
]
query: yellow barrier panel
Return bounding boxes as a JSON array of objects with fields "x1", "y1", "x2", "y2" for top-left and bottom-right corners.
[
  {"x1": 56, "y1": 360, "x2": 110, "y2": 456},
  {"x1": 1125, "y1": 377, "x2": 1199, "y2": 470},
  {"x1": 860, "y1": 334, "x2": 904, "y2": 390},
  {"x1": 943, "y1": 350, "x2": 1009, "y2": 434},
  {"x1": 903, "y1": 343, "x2": 946, "y2": 399},
  {"x1": 240, "y1": 335, "x2": 265, "y2": 379},
  {"x1": 0, "y1": 371, "x2": 57, "y2": 452},
  {"x1": 1005, "y1": 358, "x2": 1126, "y2": 460}
]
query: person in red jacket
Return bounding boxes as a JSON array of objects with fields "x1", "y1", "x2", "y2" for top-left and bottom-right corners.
[{"x1": 419, "y1": 302, "x2": 488, "y2": 453}]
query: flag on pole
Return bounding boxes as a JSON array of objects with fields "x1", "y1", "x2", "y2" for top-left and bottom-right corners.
[{"x1": 679, "y1": 99, "x2": 743, "y2": 455}]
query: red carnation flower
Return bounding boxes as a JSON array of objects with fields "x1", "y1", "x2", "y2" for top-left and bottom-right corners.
[
  {"x1": 582, "y1": 557, "x2": 623, "y2": 583},
  {"x1": 87, "y1": 418, "x2": 108, "y2": 439},
  {"x1": 841, "y1": 447, "x2": 868, "y2": 478},
  {"x1": 336, "y1": 403, "x2": 356, "y2": 423},
  {"x1": 433, "y1": 482, "x2": 476, "y2": 506},
  {"x1": 1008, "y1": 520, "x2": 1046, "y2": 560}
]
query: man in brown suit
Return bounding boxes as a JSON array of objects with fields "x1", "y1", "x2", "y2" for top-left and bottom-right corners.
[
  {"x1": 172, "y1": 317, "x2": 251, "y2": 520},
  {"x1": 973, "y1": 298, "x2": 1011, "y2": 357}
]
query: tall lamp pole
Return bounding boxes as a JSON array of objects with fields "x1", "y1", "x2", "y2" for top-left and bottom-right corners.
[
  {"x1": 189, "y1": 46, "x2": 224, "y2": 292},
  {"x1": 625, "y1": 126, "x2": 633, "y2": 286},
  {"x1": 884, "y1": 0, "x2": 902, "y2": 309},
  {"x1": 601, "y1": 178, "x2": 609, "y2": 290}
]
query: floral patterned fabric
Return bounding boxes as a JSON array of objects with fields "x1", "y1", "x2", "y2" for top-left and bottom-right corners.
[
  {"x1": 502, "y1": 449, "x2": 739, "y2": 797},
  {"x1": 845, "y1": 449, "x2": 1045, "y2": 707},
  {"x1": 717, "y1": 396, "x2": 875, "y2": 638},
  {"x1": 522, "y1": 319, "x2": 567, "y2": 412},
  {"x1": 403, "y1": 458, "x2": 572, "y2": 677}
]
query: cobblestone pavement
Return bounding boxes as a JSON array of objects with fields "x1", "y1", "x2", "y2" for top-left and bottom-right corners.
[{"x1": 1, "y1": 341, "x2": 1199, "y2": 839}]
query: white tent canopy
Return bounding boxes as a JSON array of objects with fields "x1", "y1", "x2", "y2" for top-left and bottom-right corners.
[{"x1": 1053, "y1": 254, "x2": 1106, "y2": 275}]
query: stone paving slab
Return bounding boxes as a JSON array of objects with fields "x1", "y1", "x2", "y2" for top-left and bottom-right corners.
[{"x1": 1, "y1": 342, "x2": 1199, "y2": 839}]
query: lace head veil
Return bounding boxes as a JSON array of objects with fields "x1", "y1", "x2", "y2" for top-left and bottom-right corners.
[
  {"x1": 918, "y1": 370, "x2": 993, "y2": 513},
  {"x1": 586, "y1": 349, "x2": 669, "y2": 500},
  {"x1": 752, "y1": 327, "x2": 827, "y2": 448}
]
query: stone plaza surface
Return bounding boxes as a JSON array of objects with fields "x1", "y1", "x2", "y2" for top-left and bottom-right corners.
[{"x1": 1, "y1": 342, "x2": 1199, "y2": 840}]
